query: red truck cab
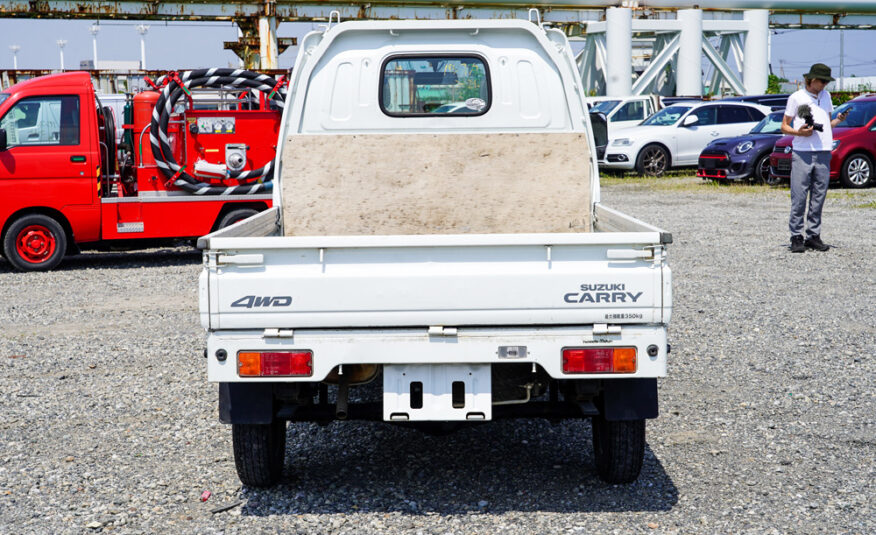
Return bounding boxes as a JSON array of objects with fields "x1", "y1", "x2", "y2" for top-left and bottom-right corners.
[{"x1": 0, "y1": 72, "x2": 276, "y2": 271}]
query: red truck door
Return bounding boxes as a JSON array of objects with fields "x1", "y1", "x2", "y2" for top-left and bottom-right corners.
[{"x1": 0, "y1": 86, "x2": 100, "y2": 270}]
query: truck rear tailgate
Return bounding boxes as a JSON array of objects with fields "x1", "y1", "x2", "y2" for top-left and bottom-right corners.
[{"x1": 201, "y1": 231, "x2": 670, "y2": 330}]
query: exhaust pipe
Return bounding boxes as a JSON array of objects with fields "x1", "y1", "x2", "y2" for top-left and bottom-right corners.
[{"x1": 336, "y1": 375, "x2": 349, "y2": 420}]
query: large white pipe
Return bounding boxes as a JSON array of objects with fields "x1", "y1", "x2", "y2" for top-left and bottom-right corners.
[
  {"x1": 605, "y1": 7, "x2": 632, "y2": 96},
  {"x1": 743, "y1": 10, "x2": 769, "y2": 95},
  {"x1": 677, "y1": 9, "x2": 702, "y2": 96},
  {"x1": 259, "y1": 16, "x2": 279, "y2": 70}
]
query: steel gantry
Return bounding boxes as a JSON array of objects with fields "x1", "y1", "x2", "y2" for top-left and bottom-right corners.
[{"x1": 0, "y1": 1, "x2": 874, "y2": 93}]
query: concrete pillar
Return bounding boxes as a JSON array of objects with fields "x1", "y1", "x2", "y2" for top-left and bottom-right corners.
[
  {"x1": 259, "y1": 16, "x2": 279, "y2": 69},
  {"x1": 743, "y1": 9, "x2": 769, "y2": 95},
  {"x1": 676, "y1": 8, "x2": 703, "y2": 97},
  {"x1": 605, "y1": 7, "x2": 632, "y2": 96}
]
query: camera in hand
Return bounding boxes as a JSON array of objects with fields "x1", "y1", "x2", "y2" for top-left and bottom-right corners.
[{"x1": 797, "y1": 104, "x2": 824, "y2": 132}]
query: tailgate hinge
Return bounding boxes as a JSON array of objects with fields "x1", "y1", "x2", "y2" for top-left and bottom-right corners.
[
  {"x1": 592, "y1": 323, "x2": 622, "y2": 335},
  {"x1": 428, "y1": 326, "x2": 458, "y2": 337},
  {"x1": 217, "y1": 253, "x2": 264, "y2": 266}
]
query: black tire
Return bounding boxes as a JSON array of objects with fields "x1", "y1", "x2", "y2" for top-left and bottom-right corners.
[
  {"x1": 840, "y1": 153, "x2": 873, "y2": 189},
  {"x1": 232, "y1": 421, "x2": 286, "y2": 487},
  {"x1": 591, "y1": 416, "x2": 645, "y2": 484},
  {"x1": 3, "y1": 214, "x2": 67, "y2": 272},
  {"x1": 753, "y1": 153, "x2": 771, "y2": 184},
  {"x1": 635, "y1": 144, "x2": 670, "y2": 177},
  {"x1": 217, "y1": 208, "x2": 260, "y2": 230}
]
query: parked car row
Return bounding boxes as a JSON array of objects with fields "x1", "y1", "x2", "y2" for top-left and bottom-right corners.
[{"x1": 589, "y1": 92, "x2": 876, "y2": 188}]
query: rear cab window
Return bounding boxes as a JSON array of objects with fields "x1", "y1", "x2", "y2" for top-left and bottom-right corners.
[{"x1": 380, "y1": 56, "x2": 491, "y2": 117}]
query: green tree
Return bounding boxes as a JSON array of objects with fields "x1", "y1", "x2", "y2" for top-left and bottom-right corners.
[{"x1": 766, "y1": 74, "x2": 788, "y2": 94}]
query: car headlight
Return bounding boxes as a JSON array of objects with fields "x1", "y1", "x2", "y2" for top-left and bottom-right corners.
[
  {"x1": 832, "y1": 140, "x2": 841, "y2": 151},
  {"x1": 612, "y1": 138, "x2": 633, "y2": 147},
  {"x1": 784, "y1": 146, "x2": 792, "y2": 154},
  {"x1": 736, "y1": 141, "x2": 754, "y2": 154}
]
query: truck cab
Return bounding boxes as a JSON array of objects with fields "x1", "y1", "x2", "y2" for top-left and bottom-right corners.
[{"x1": 0, "y1": 71, "x2": 277, "y2": 271}]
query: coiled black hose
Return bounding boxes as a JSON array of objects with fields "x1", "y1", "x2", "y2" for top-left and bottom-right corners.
[{"x1": 149, "y1": 68, "x2": 286, "y2": 195}]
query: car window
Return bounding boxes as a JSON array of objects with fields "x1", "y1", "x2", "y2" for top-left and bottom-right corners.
[
  {"x1": 642, "y1": 105, "x2": 692, "y2": 126},
  {"x1": 381, "y1": 56, "x2": 490, "y2": 116},
  {"x1": 590, "y1": 100, "x2": 620, "y2": 115},
  {"x1": 0, "y1": 95, "x2": 80, "y2": 147},
  {"x1": 718, "y1": 105, "x2": 754, "y2": 124},
  {"x1": 751, "y1": 112, "x2": 784, "y2": 134},
  {"x1": 834, "y1": 101, "x2": 876, "y2": 128},
  {"x1": 690, "y1": 106, "x2": 718, "y2": 126},
  {"x1": 613, "y1": 101, "x2": 645, "y2": 122}
]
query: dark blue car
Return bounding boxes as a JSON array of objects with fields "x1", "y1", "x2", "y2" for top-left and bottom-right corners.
[{"x1": 697, "y1": 111, "x2": 784, "y2": 183}]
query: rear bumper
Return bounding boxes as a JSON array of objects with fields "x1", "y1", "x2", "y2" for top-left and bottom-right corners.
[{"x1": 206, "y1": 324, "x2": 668, "y2": 383}]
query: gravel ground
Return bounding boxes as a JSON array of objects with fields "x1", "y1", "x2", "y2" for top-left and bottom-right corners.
[{"x1": 0, "y1": 177, "x2": 873, "y2": 534}]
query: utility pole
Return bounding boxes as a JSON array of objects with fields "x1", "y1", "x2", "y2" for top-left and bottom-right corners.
[
  {"x1": 136, "y1": 24, "x2": 149, "y2": 70},
  {"x1": 9, "y1": 45, "x2": 20, "y2": 69},
  {"x1": 839, "y1": 29, "x2": 844, "y2": 91},
  {"x1": 57, "y1": 40, "x2": 67, "y2": 70},
  {"x1": 90, "y1": 24, "x2": 100, "y2": 68}
]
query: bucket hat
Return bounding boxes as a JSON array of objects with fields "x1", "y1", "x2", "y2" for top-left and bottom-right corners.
[{"x1": 803, "y1": 63, "x2": 835, "y2": 82}]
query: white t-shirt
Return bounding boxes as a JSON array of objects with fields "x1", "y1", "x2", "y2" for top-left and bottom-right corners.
[{"x1": 784, "y1": 88, "x2": 834, "y2": 152}]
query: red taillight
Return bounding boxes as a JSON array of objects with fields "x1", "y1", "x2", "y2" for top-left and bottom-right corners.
[
  {"x1": 562, "y1": 347, "x2": 637, "y2": 374},
  {"x1": 237, "y1": 351, "x2": 313, "y2": 377}
]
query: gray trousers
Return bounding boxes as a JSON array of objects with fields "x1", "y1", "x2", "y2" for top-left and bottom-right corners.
[{"x1": 789, "y1": 151, "x2": 831, "y2": 238}]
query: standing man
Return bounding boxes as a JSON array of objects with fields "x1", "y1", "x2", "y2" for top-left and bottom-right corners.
[{"x1": 781, "y1": 63, "x2": 848, "y2": 253}]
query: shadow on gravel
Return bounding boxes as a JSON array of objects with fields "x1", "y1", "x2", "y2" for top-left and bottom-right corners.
[
  {"x1": 0, "y1": 248, "x2": 202, "y2": 273},
  {"x1": 239, "y1": 419, "x2": 678, "y2": 516}
]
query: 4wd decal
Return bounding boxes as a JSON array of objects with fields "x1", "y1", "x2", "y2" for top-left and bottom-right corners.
[
  {"x1": 231, "y1": 296, "x2": 293, "y2": 308},
  {"x1": 563, "y1": 283, "x2": 643, "y2": 304}
]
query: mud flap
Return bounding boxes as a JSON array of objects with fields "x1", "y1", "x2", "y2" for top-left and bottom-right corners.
[
  {"x1": 219, "y1": 383, "x2": 274, "y2": 424},
  {"x1": 602, "y1": 378, "x2": 658, "y2": 421}
]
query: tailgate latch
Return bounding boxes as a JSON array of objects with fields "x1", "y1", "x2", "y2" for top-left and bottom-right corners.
[
  {"x1": 592, "y1": 323, "x2": 622, "y2": 335},
  {"x1": 428, "y1": 326, "x2": 458, "y2": 337}
]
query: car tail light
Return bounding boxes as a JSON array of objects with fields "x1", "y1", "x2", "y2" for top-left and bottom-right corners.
[
  {"x1": 562, "y1": 347, "x2": 637, "y2": 374},
  {"x1": 237, "y1": 351, "x2": 313, "y2": 377}
]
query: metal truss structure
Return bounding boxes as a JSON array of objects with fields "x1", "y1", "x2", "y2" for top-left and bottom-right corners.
[{"x1": 0, "y1": 1, "x2": 874, "y2": 93}]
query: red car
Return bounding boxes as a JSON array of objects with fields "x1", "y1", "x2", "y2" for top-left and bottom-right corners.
[{"x1": 769, "y1": 95, "x2": 876, "y2": 188}]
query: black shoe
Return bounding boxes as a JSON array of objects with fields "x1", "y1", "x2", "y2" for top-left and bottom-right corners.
[
  {"x1": 805, "y1": 235, "x2": 830, "y2": 251},
  {"x1": 790, "y1": 235, "x2": 805, "y2": 253}
]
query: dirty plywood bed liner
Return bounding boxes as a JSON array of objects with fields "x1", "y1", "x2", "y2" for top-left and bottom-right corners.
[{"x1": 281, "y1": 132, "x2": 592, "y2": 236}]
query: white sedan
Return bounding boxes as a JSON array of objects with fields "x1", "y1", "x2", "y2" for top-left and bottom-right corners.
[{"x1": 600, "y1": 101, "x2": 772, "y2": 176}]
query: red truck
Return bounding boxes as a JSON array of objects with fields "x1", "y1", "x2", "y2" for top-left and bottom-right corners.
[{"x1": 0, "y1": 70, "x2": 283, "y2": 271}]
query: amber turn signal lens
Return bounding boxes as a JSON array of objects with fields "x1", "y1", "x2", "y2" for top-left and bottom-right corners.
[
  {"x1": 612, "y1": 347, "x2": 637, "y2": 373},
  {"x1": 238, "y1": 352, "x2": 261, "y2": 376}
]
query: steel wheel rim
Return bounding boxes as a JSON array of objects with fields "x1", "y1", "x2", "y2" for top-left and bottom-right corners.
[
  {"x1": 643, "y1": 147, "x2": 666, "y2": 176},
  {"x1": 847, "y1": 157, "x2": 871, "y2": 186},
  {"x1": 15, "y1": 225, "x2": 57, "y2": 264}
]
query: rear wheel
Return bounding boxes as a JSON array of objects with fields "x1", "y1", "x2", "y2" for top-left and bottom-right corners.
[
  {"x1": 840, "y1": 153, "x2": 872, "y2": 189},
  {"x1": 3, "y1": 214, "x2": 67, "y2": 272},
  {"x1": 591, "y1": 415, "x2": 645, "y2": 484},
  {"x1": 232, "y1": 421, "x2": 287, "y2": 487},
  {"x1": 217, "y1": 207, "x2": 260, "y2": 230},
  {"x1": 635, "y1": 144, "x2": 669, "y2": 177}
]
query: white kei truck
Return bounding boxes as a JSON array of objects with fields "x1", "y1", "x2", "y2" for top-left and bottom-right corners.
[{"x1": 198, "y1": 16, "x2": 672, "y2": 487}]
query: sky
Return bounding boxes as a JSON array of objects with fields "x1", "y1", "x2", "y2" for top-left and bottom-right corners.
[{"x1": 0, "y1": 19, "x2": 874, "y2": 80}]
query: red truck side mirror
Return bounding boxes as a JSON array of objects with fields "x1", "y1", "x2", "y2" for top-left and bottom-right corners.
[{"x1": 0, "y1": 128, "x2": 6, "y2": 151}]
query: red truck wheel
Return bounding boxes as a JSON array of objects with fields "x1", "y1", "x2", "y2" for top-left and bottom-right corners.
[{"x1": 3, "y1": 214, "x2": 67, "y2": 272}]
